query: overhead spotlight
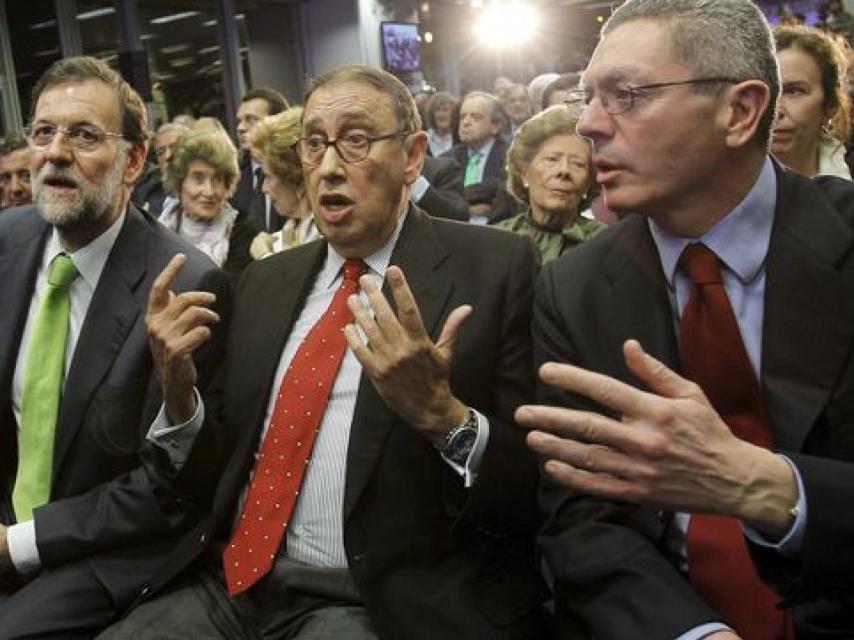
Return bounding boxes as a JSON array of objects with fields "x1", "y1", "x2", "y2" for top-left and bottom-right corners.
[
  {"x1": 424, "y1": 31, "x2": 434, "y2": 43},
  {"x1": 596, "y1": 14, "x2": 605, "y2": 22},
  {"x1": 473, "y1": 2, "x2": 540, "y2": 47},
  {"x1": 421, "y1": 2, "x2": 431, "y2": 13},
  {"x1": 471, "y1": 0, "x2": 483, "y2": 8}
]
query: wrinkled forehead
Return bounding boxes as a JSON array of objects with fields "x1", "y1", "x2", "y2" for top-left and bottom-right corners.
[
  {"x1": 584, "y1": 19, "x2": 684, "y2": 86},
  {"x1": 303, "y1": 82, "x2": 398, "y2": 133}
]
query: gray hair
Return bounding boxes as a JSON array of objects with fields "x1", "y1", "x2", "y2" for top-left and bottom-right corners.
[
  {"x1": 304, "y1": 64, "x2": 421, "y2": 132},
  {"x1": 604, "y1": 0, "x2": 780, "y2": 146},
  {"x1": 155, "y1": 122, "x2": 190, "y2": 139}
]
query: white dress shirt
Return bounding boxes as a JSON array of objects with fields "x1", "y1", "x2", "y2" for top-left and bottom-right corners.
[
  {"x1": 7, "y1": 212, "x2": 126, "y2": 574},
  {"x1": 150, "y1": 208, "x2": 489, "y2": 568}
]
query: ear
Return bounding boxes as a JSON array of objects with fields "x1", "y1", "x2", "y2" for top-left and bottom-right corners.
[
  {"x1": 722, "y1": 80, "x2": 770, "y2": 149},
  {"x1": 489, "y1": 120, "x2": 502, "y2": 137},
  {"x1": 402, "y1": 130, "x2": 428, "y2": 186},
  {"x1": 123, "y1": 142, "x2": 148, "y2": 187}
]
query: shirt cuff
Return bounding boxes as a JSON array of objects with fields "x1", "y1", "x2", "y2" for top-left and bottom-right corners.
[
  {"x1": 411, "y1": 175, "x2": 431, "y2": 203},
  {"x1": 7, "y1": 520, "x2": 41, "y2": 574},
  {"x1": 440, "y1": 409, "x2": 489, "y2": 488},
  {"x1": 742, "y1": 455, "x2": 807, "y2": 557},
  {"x1": 145, "y1": 388, "x2": 205, "y2": 471},
  {"x1": 675, "y1": 622, "x2": 732, "y2": 640}
]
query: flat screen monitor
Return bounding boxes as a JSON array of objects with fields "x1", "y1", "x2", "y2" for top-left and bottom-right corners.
[{"x1": 381, "y1": 22, "x2": 422, "y2": 74}]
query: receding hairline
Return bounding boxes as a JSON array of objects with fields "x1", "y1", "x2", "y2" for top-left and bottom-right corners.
[{"x1": 302, "y1": 81, "x2": 402, "y2": 128}]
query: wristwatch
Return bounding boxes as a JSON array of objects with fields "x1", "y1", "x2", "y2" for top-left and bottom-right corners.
[{"x1": 439, "y1": 409, "x2": 478, "y2": 465}]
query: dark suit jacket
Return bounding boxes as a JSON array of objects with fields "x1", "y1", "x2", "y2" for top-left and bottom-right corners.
[
  {"x1": 416, "y1": 155, "x2": 470, "y2": 221},
  {"x1": 534, "y1": 164, "x2": 854, "y2": 638},
  {"x1": 443, "y1": 139, "x2": 518, "y2": 224},
  {"x1": 131, "y1": 167, "x2": 168, "y2": 218},
  {"x1": 140, "y1": 207, "x2": 545, "y2": 638},
  {"x1": 231, "y1": 158, "x2": 282, "y2": 234},
  {"x1": 0, "y1": 204, "x2": 231, "y2": 609}
]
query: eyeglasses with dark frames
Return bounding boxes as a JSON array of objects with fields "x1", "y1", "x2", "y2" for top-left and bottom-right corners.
[
  {"x1": 25, "y1": 123, "x2": 125, "y2": 152},
  {"x1": 296, "y1": 130, "x2": 411, "y2": 166},
  {"x1": 564, "y1": 77, "x2": 743, "y2": 116}
]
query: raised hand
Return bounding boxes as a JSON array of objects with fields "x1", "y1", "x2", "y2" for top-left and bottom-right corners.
[
  {"x1": 146, "y1": 254, "x2": 220, "y2": 424},
  {"x1": 344, "y1": 265, "x2": 471, "y2": 445},
  {"x1": 517, "y1": 340, "x2": 797, "y2": 536}
]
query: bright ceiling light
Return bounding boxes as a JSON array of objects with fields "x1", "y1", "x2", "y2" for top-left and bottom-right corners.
[
  {"x1": 473, "y1": 2, "x2": 539, "y2": 47},
  {"x1": 150, "y1": 11, "x2": 199, "y2": 25}
]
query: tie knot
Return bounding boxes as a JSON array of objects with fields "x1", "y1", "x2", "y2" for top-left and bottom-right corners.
[
  {"x1": 48, "y1": 254, "x2": 78, "y2": 288},
  {"x1": 342, "y1": 259, "x2": 367, "y2": 283},
  {"x1": 679, "y1": 243, "x2": 722, "y2": 285}
]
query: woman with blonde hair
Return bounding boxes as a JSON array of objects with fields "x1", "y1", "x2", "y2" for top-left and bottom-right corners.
[
  {"x1": 499, "y1": 106, "x2": 604, "y2": 263},
  {"x1": 248, "y1": 107, "x2": 320, "y2": 259},
  {"x1": 772, "y1": 25, "x2": 851, "y2": 178},
  {"x1": 161, "y1": 127, "x2": 255, "y2": 279}
]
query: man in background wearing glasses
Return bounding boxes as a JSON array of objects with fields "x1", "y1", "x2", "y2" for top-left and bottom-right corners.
[
  {"x1": 517, "y1": 0, "x2": 854, "y2": 637},
  {"x1": 99, "y1": 64, "x2": 544, "y2": 640},
  {"x1": 0, "y1": 56, "x2": 229, "y2": 637}
]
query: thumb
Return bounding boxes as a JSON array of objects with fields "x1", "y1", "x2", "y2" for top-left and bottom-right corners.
[
  {"x1": 623, "y1": 339, "x2": 700, "y2": 400},
  {"x1": 436, "y1": 305, "x2": 473, "y2": 360}
]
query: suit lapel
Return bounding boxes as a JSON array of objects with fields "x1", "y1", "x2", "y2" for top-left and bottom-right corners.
[
  {"x1": 603, "y1": 217, "x2": 681, "y2": 381},
  {"x1": 53, "y1": 210, "x2": 148, "y2": 477},
  {"x1": 343, "y1": 208, "x2": 454, "y2": 519},
  {"x1": 762, "y1": 168, "x2": 854, "y2": 450}
]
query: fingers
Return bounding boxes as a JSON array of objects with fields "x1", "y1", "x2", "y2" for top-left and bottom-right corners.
[
  {"x1": 148, "y1": 254, "x2": 186, "y2": 314},
  {"x1": 386, "y1": 266, "x2": 428, "y2": 338},
  {"x1": 537, "y1": 360, "x2": 655, "y2": 418},
  {"x1": 623, "y1": 340, "x2": 703, "y2": 402},
  {"x1": 435, "y1": 305, "x2": 472, "y2": 359}
]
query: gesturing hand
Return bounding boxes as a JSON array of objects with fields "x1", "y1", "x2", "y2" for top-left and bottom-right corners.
[
  {"x1": 146, "y1": 254, "x2": 220, "y2": 424},
  {"x1": 344, "y1": 265, "x2": 471, "y2": 445},
  {"x1": 516, "y1": 340, "x2": 797, "y2": 535}
]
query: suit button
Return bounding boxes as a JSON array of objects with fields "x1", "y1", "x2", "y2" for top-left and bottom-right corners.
[
  {"x1": 140, "y1": 586, "x2": 151, "y2": 598},
  {"x1": 199, "y1": 533, "x2": 207, "y2": 546}
]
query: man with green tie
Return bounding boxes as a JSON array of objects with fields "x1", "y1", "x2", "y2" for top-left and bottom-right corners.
[
  {"x1": 443, "y1": 91, "x2": 517, "y2": 224},
  {"x1": 0, "y1": 56, "x2": 230, "y2": 638}
]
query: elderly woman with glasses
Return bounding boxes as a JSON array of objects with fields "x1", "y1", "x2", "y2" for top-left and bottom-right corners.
[
  {"x1": 497, "y1": 106, "x2": 604, "y2": 263},
  {"x1": 247, "y1": 107, "x2": 320, "y2": 259},
  {"x1": 160, "y1": 127, "x2": 255, "y2": 279}
]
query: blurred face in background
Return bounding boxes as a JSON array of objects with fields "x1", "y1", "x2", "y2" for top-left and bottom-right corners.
[
  {"x1": 261, "y1": 161, "x2": 302, "y2": 218},
  {"x1": 771, "y1": 47, "x2": 830, "y2": 174},
  {"x1": 180, "y1": 159, "x2": 227, "y2": 221},
  {"x1": 524, "y1": 133, "x2": 592, "y2": 228},
  {"x1": 505, "y1": 85, "x2": 531, "y2": 125},
  {"x1": 236, "y1": 98, "x2": 272, "y2": 153},
  {"x1": 154, "y1": 128, "x2": 182, "y2": 176},
  {"x1": 0, "y1": 147, "x2": 32, "y2": 207},
  {"x1": 432, "y1": 102, "x2": 453, "y2": 134},
  {"x1": 459, "y1": 95, "x2": 500, "y2": 147}
]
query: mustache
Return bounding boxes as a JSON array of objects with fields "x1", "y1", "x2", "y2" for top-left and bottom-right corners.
[{"x1": 35, "y1": 164, "x2": 82, "y2": 190}]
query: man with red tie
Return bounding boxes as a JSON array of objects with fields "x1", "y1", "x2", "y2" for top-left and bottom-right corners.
[
  {"x1": 516, "y1": 0, "x2": 854, "y2": 637},
  {"x1": 100, "y1": 65, "x2": 544, "y2": 639}
]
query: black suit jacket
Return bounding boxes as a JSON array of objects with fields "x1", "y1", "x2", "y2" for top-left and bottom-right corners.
[
  {"x1": 415, "y1": 155, "x2": 470, "y2": 221},
  {"x1": 0, "y1": 204, "x2": 230, "y2": 608},
  {"x1": 141, "y1": 207, "x2": 545, "y2": 638},
  {"x1": 535, "y1": 164, "x2": 854, "y2": 638},
  {"x1": 443, "y1": 139, "x2": 518, "y2": 223},
  {"x1": 231, "y1": 158, "x2": 282, "y2": 234}
]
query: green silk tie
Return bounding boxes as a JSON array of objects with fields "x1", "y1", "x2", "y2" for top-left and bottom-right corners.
[
  {"x1": 13, "y1": 253, "x2": 79, "y2": 521},
  {"x1": 464, "y1": 151, "x2": 482, "y2": 187}
]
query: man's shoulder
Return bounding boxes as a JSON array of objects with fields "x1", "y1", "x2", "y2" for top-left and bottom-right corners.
[
  {"x1": 812, "y1": 174, "x2": 854, "y2": 225},
  {"x1": 0, "y1": 205, "x2": 47, "y2": 250}
]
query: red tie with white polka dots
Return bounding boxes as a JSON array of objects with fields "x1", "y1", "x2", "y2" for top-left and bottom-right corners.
[{"x1": 223, "y1": 258, "x2": 367, "y2": 596}]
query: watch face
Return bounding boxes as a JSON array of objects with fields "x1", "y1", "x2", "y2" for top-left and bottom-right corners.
[{"x1": 444, "y1": 427, "x2": 478, "y2": 464}]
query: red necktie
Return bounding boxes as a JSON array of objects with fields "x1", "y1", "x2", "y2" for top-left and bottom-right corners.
[
  {"x1": 679, "y1": 243, "x2": 794, "y2": 640},
  {"x1": 223, "y1": 258, "x2": 367, "y2": 596}
]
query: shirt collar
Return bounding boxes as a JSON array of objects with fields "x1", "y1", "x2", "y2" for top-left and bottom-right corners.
[
  {"x1": 47, "y1": 210, "x2": 126, "y2": 288},
  {"x1": 649, "y1": 156, "x2": 777, "y2": 288},
  {"x1": 320, "y1": 207, "x2": 409, "y2": 289},
  {"x1": 468, "y1": 136, "x2": 495, "y2": 158}
]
